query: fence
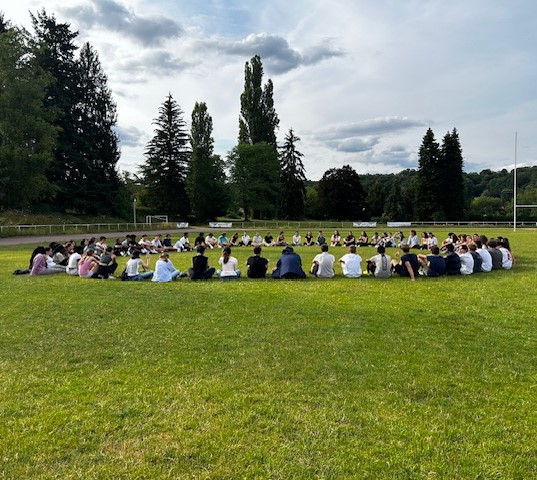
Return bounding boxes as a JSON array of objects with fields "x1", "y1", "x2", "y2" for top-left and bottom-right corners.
[{"x1": 1, "y1": 220, "x2": 536, "y2": 238}]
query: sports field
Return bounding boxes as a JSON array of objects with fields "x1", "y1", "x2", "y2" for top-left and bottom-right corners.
[{"x1": 1, "y1": 228, "x2": 536, "y2": 479}]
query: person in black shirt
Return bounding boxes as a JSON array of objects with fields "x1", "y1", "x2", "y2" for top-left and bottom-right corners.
[
  {"x1": 188, "y1": 246, "x2": 215, "y2": 280},
  {"x1": 246, "y1": 246, "x2": 269, "y2": 278}
]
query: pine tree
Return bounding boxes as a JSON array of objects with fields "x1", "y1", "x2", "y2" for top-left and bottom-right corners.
[
  {"x1": 188, "y1": 102, "x2": 228, "y2": 221},
  {"x1": 238, "y1": 55, "x2": 279, "y2": 146},
  {"x1": 414, "y1": 128, "x2": 441, "y2": 220},
  {"x1": 30, "y1": 9, "x2": 80, "y2": 211},
  {"x1": 439, "y1": 128, "x2": 465, "y2": 220},
  {"x1": 74, "y1": 42, "x2": 121, "y2": 214},
  {"x1": 140, "y1": 94, "x2": 191, "y2": 218},
  {"x1": 0, "y1": 18, "x2": 57, "y2": 209},
  {"x1": 279, "y1": 129, "x2": 306, "y2": 219},
  {"x1": 384, "y1": 178, "x2": 405, "y2": 220},
  {"x1": 366, "y1": 180, "x2": 386, "y2": 218}
]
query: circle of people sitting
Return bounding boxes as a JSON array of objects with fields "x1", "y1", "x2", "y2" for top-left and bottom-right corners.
[{"x1": 20, "y1": 229, "x2": 513, "y2": 282}]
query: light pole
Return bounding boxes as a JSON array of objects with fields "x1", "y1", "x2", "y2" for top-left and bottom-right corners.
[{"x1": 133, "y1": 197, "x2": 137, "y2": 228}]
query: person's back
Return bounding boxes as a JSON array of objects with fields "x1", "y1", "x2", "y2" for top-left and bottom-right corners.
[
  {"x1": 426, "y1": 247, "x2": 446, "y2": 277},
  {"x1": 272, "y1": 247, "x2": 306, "y2": 279},
  {"x1": 469, "y1": 250, "x2": 482, "y2": 273},
  {"x1": 476, "y1": 242, "x2": 492, "y2": 272},
  {"x1": 368, "y1": 245, "x2": 391, "y2": 278},
  {"x1": 339, "y1": 246, "x2": 362, "y2": 278},
  {"x1": 458, "y1": 245, "x2": 474, "y2": 275},
  {"x1": 312, "y1": 245, "x2": 335, "y2": 278},
  {"x1": 247, "y1": 247, "x2": 268, "y2": 278},
  {"x1": 487, "y1": 240, "x2": 503, "y2": 270},
  {"x1": 444, "y1": 244, "x2": 461, "y2": 275}
]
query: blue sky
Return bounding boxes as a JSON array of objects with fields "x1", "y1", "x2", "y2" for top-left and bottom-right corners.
[{"x1": 5, "y1": 0, "x2": 537, "y2": 179}]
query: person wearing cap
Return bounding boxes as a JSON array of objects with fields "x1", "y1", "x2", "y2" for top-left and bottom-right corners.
[{"x1": 152, "y1": 253, "x2": 185, "y2": 282}]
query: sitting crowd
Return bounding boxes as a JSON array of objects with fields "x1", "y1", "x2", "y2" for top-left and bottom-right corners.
[{"x1": 19, "y1": 229, "x2": 513, "y2": 283}]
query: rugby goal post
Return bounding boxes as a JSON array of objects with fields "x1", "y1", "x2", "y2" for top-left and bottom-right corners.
[{"x1": 513, "y1": 133, "x2": 537, "y2": 231}]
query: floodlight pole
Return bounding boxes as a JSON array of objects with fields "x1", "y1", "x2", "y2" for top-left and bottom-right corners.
[{"x1": 513, "y1": 132, "x2": 517, "y2": 232}]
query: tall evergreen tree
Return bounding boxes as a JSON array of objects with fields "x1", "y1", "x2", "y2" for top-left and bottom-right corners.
[
  {"x1": 384, "y1": 178, "x2": 405, "y2": 220},
  {"x1": 366, "y1": 179, "x2": 385, "y2": 218},
  {"x1": 317, "y1": 165, "x2": 365, "y2": 220},
  {"x1": 0, "y1": 18, "x2": 57, "y2": 209},
  {"x1": 439, "y1": 128, "x2": 465, "y2": 220},
  {"x1": 414, "y1": 128, "x2": 441, "y2": 220},
  {"x1": 279, "y1": 128, "x2": 306, "y2": 219},
  {"x1": 238, "y1": 55, "x2": 279, "y2": 146},
  {"x1": 74, "y1": 42, "x2": 121, "y2": 214},
  {"x1": 30, "y1": 9, "x2": 80, "y2": 211},
  {"x1": 140, "y1": 94, "x2": 191, "y2": 218},
  {"x1": 188, "y1": 102, "x2": 228, "y2": 221}
]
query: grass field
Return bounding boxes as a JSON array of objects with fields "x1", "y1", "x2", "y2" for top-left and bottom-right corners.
[{"x1": 1, "y1": 228, "x2": 536, "y2": 479}]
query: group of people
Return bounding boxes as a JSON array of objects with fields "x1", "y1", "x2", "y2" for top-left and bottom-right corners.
[{"x1": 19, "y1": 229, "x2": 513, "y2": 282}]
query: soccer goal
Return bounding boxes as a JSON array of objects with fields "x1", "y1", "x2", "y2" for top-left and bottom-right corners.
[{"x1": 145, "y1": 215, "x2": 169, "y2": 225}]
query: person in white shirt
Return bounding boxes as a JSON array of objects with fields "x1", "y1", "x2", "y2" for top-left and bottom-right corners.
[
  {"x1": 476, "y1": 240, "x2": 492, "y2": 272},
  {"x1": 151, "y1": 234, "x2": 164, "y2": 253},
  {"x1": 205, "y1": 233, "x2": 217, "y2": 249},
  {"x1": 125, "y1": 250, "x2": 153, "y2": 281},
  {"x1": 407, "y1": 230, "x2": 420, "y2": 249},
  {"x1": 311, "y1": 244, "x2": 335, "y2": 278},
  {"x1": 367, "y1": 245, "x2": 392, "y2": 278},
  {"x1": 292, "y1": 231, "x2": 302, "y2": 246},
  {"x1": 338, "y1": 245, "x2": 362, "y2": 278},
  {"x1": 66, "y1": 246, "x2": 84, "y2": 275},
  {"x1": 217, "y1": 247, "x2": 241, "y2": 279},
  {"x1": 239, "y1": 231, "x2": 251, "y2": 246},
  {"x1": 151, "y1": 253, "x2": 185, "y2": 282},
  {"x1": 457, "y1": 244, "x2": 474, "y2": 275},
  {"x1": 138, "y1": 234, "x2": 156, "y2": 254},
  {"x1": 251, "y1": 232, "x2": 263, "y2": 247}
]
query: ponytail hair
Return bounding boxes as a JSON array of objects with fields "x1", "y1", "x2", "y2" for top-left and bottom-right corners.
[{"x1": 222, "y1": 246, "x2": 231, "y2": 264}]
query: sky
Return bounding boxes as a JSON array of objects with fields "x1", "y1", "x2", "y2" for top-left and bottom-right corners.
[{"x1": 4, "y1": 0, "x2": 537, "y2": 179}]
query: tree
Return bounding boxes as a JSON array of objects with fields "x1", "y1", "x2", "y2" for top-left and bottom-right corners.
[
  {"x1": 188, "y1": 102, "x2": 228, "y2": 221},
  {"x1": 229, "y1": 143, "x2": 281, "y2": 220},
  {"x1": 439, "y1": 128, "x2": 465, "y2": 220},
  {"x1": 366, "y1": 179, "x2": 385, "y2": 218},
  {"x1": 383, "y1": 178, "x2": 405, "y2": 221},
  {"x1": 414, "y1": 128, "x2": 441, "y2": 220},
  {"x1": 279, "y1": 128, "x2": 306, "y2": 219},
  {"x1": 238, "y1": 55, "x2": 279, "y2": 146},
  {"x1": 140, "y1": 94, "x2": 191, "y2": 218},
  {"x1": 30, "y1": 9, "x2": 80, "y2": 211},
  {"x1": 0, "y1": 18, "x2": 57, "y2": 209},
  {"x1": 73, "y1": 42, "x2": 121, "y2": 214},
  {"x1": 317, "y1": 165, "x2": 365, "y2": 220}
]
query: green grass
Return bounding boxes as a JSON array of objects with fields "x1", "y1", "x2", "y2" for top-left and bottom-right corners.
[{"x1": 1, "y1": 228, "x2": 536, "y2": 479}]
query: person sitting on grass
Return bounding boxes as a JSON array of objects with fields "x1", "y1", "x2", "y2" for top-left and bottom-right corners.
[
  {"x1": 94, "y1": 246, "x2": 118, "y2": 279},
  {"x1": 217, "y1": 232, "x2": 229, "y2": 248},
  {"x1": 217, "y1": 247, "x2": 241, "y2": 279},
  {"x1": 475, "y1": 240, "x2": 492, "y2": 272},
  {"x1": 367, "y1": 245, "x2": 392, "y2": 278},
  {"x1": 152, "y1": 253, "x2": 185, "y2": 282},
  {"x1": 303, "y1": 231, "x2": 314, "y2": 246},
  {"x1": 275, "y1": 231, "x2": 287, "y2": 246},
  {"x1": 311, "y1": 244, "x2": 335, "y2": 278},
  {"x1": 330, "y1": 230, "x2": 342, "y2": 247},
  {"x1": 251, "y1": 232, "x2": 263, "y2": 247},
  {"x1": 239, "y1": 231, "x2": 251, "y2": 247},
  {"x1": 125, "y1": 250, "x2": 153, "y2": 281},
  {"x1": 66, "y1": 245, "x2": 84, "y2": 276},
  {"x1": 77, "y1": 248, "x2": 100, "y2": 278},
  {"x1": 343, "y1": 231, "x2": 356, "y2": 247},
  {"x1": 264, "y1": 232, "x2": 275, "y2": 247},
  {"x1": 316, "y1": 230, "x2": 326, "y2": 246},
  {"x1": 358, "y1": 231, "x2": 369, "y2": 247},
  {"x1": 162, "y1": 234, "x2": 177, "y2": 252},
  {"x1": 391, "y1": 243, "x2": 418, "y2": 281},
  {"x1": 205, "y1": 233, "x2": 218, "y2": 249},
  {"x1": 30, "y1": 247, "x2": 64, "y2": 275},
  {"x1": 444, "y1": 243, "x2": 462, "y2": 275},
  {"x1": 246, "y1": 246, "x2": 269, "y2": 278},
  {"x1": 272, "y1": 246, "x2": 306, "y2": 279},
  {"x1": 338, "y1": 245, "x2": 362, "y2": 278},
  {"x1": 175, "y1": 232, "x2": 192, "y2": 252},
  {"x1": 498, "y1": 238, "x2": 513, "y2": 269},
  {"x1": 138, "y1": 234, "x2": 156, "y2": 254},
  {"x1": 417, "y1": 246, "x2": 445, "y2": 277},
  {"x1": 189, "y1": 246, "x2": 216, "y2": 280},
  {"x1": 457, "y1": 244, "x2": 474, "y2": 275},
  {"x1": 292, "y1": 231, "x2": 302, "y2": 246},
  {"x1": 229, "y1": 232, "x2": 240, "y2": 246},
  {"x1": 467, "y1": 242, "x2": 483, "y2": 274}
]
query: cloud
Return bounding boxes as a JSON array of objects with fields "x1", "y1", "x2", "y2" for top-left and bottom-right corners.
[
  {"x1": 116, "y1": 125, "x2": 147, "y2": 148},
  {"x1": 114, "y1": 50, "x2": 192, "y2": 81},
  {"x1": 334, "y1": 137, "x2": 380, "y2": 153},
  {"x1": 59, "y1": 0, "x2": 182, "y2": 45},
  {"x1": 208, "y1": 33, "x2": 344, "y2": 74}
]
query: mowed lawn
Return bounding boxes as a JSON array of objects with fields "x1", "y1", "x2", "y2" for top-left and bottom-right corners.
[{"x1": 1, "y1": 228, "x2": 536, "y2": 479}]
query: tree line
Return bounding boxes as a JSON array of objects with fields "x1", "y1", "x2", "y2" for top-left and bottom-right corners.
[{"x1": 1, "y1": 10, "x2": 533, "y2": 223}]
